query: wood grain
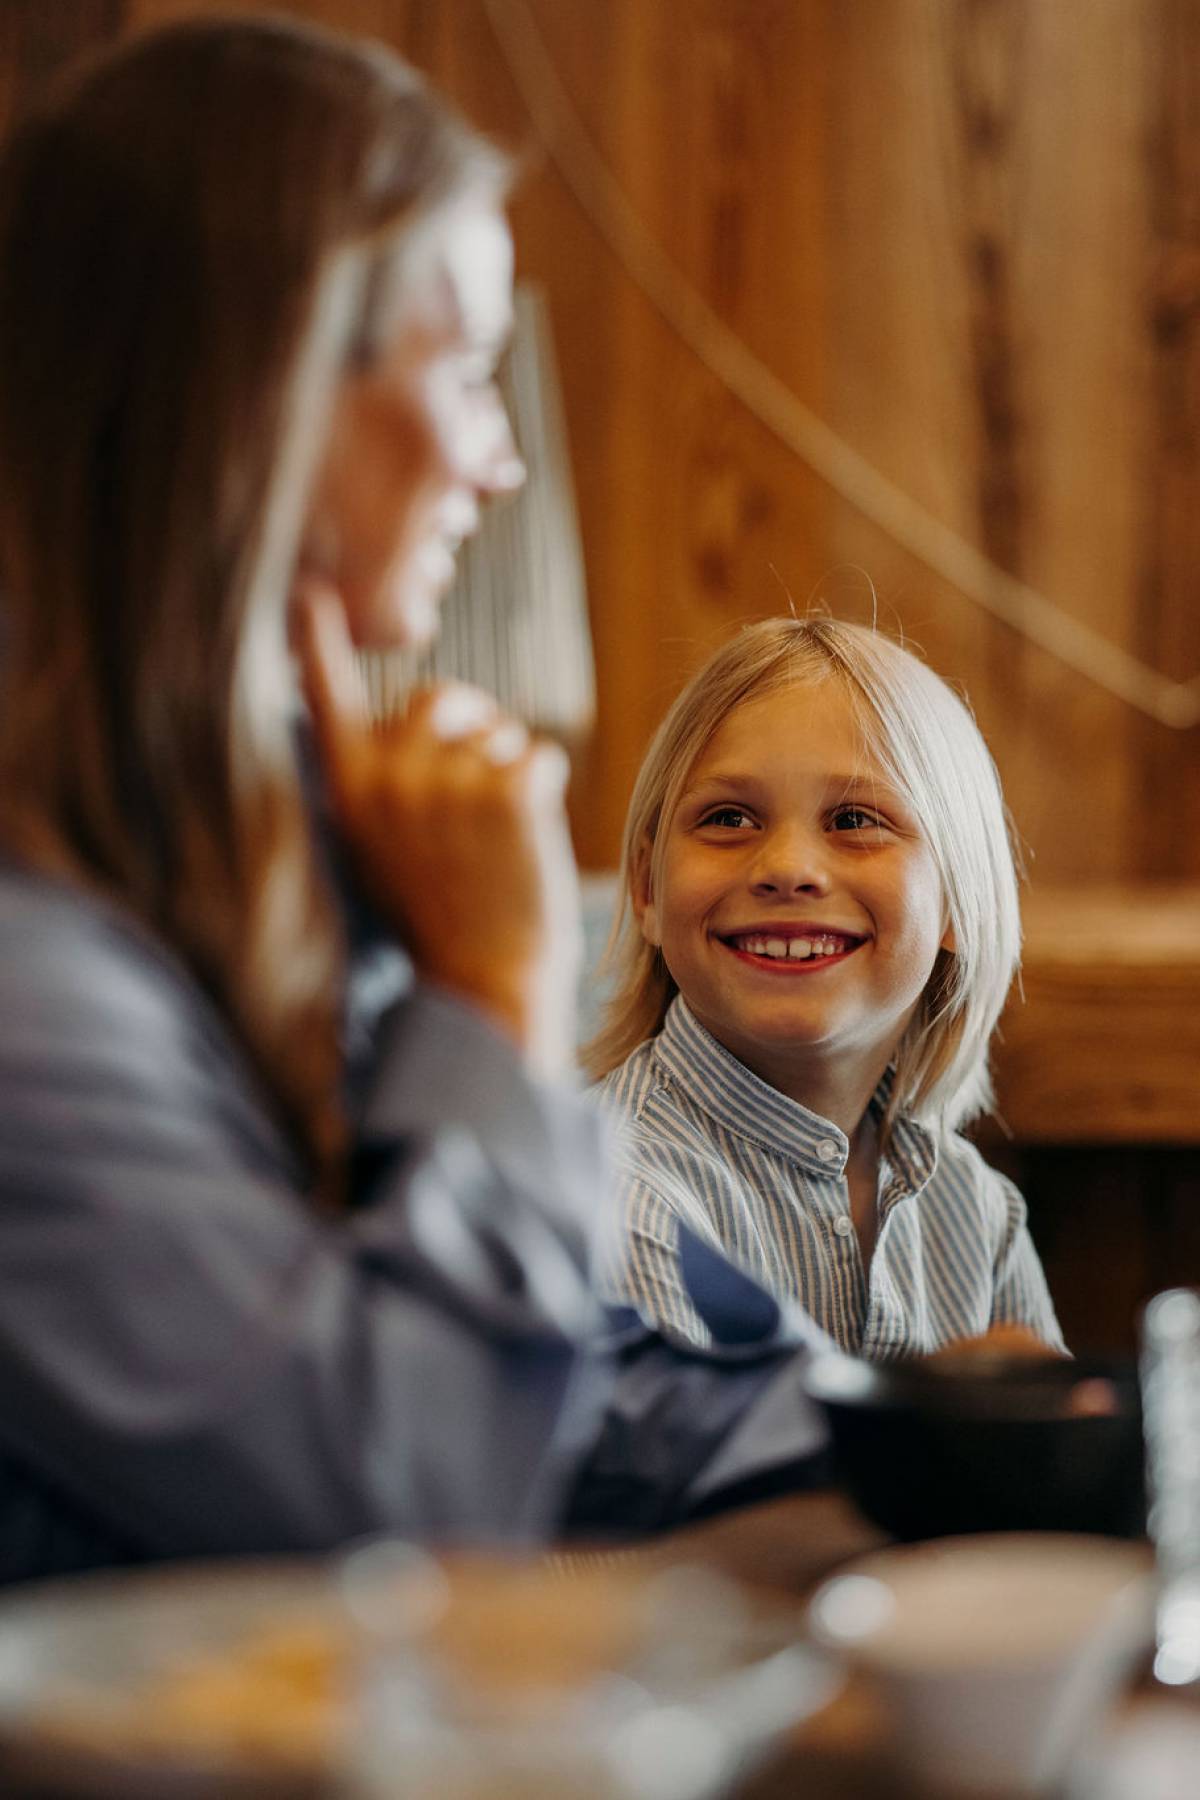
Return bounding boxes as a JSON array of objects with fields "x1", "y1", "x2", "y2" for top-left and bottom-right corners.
[
  {"x1": 0, "y1": 0, "x2": 123, "y2": 133},
  {"x1": 106, "y1": 0, "x2": 1200, "y2": 884},
  {"x1": 994, "y1": 885, "x2": 1200, "y2": 1144}
]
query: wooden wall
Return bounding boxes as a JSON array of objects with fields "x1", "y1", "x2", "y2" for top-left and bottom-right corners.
[{"x1": 11, "y1": 0, "x2": 1200, "y2": 879}]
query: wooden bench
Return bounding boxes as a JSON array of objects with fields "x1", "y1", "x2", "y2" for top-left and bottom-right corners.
[
  {"x1": 984, "y1": 885, "x2": 1200, "y2": 1350},
  {"x1": 994, "y1": 884, "x2": 1200, "y2": 1144}
]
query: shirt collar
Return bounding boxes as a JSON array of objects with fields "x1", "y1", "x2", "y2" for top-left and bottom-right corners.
[{"x1": 652, "y1": 996, "x2": 937, "y2": 1197}]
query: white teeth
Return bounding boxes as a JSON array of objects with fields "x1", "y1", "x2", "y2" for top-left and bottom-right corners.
[{"x1": 733, "y1": 933, "x2": 851, "y2": 960}]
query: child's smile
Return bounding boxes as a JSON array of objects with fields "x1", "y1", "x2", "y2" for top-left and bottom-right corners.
[
  {"x1": 721, "y1": 924, "x2": 864, "y2": 968},
  {"x1": 635, "y1": 679, "x2": 952, "y2": 1106}
]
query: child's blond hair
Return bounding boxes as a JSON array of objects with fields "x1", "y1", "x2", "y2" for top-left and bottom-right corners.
[{"x1": 584, "y1": 617, "x2": 1021, "y2": 1143}]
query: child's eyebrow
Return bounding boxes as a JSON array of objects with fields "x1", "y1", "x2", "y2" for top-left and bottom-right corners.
[
  {"x1": 834, "y1": 775, "x2": 905, "y2": 800},
  {"x1": 684, "y1": 770, "x2": 903, "y2": 798},
  {"x1": 678, "y1": 771, "x2": 777, "y2": 806},
  {"x1": 682, "y1": 770, "x2": 763, "y2": 793}
]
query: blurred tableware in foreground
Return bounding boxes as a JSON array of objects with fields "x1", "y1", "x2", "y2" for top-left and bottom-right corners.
[
  {"x1": 0, "y1": 1559, "x2": 342, "y2": 1799},
  {"x1": 803, "y1": 1350, "x2": 1144, "y2": 1541},
  {"x1": 341, "y1": 1540, "x2": 836, "y2": 1800},
  {"x1": 810, "y1": 1534, "x2": 1152, "y2": 1797},
  {"x1": 0, "y1": 1549, "x2": 836, "y2": 1800},
  {"x1": 1068, "y1": 1690, "x2": 1200, "y2": 1800}
]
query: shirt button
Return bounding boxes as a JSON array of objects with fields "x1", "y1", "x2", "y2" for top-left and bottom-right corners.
[
  {"x1": 834, "y1": 1215, "x2": 854, "y2": 1238},
  {"x1": 816, "y1": 1139, "x2": 840, "y2": 1163}
]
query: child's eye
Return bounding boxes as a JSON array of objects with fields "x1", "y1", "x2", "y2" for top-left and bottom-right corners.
[
  {"x1": 700, "y1": 805, "x2": 755, "y2": 830},
  {"x1": 831, "y1": 806, "x2": 884, "y2": 833}
]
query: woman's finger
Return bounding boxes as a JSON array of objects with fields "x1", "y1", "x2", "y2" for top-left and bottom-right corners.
[
  {"x1": 479, "y1": 719, "x2": 529, "y2": 764},
  {"x1": 523, "y1": 736, "x2": 571, "y2": 799},
  {"x1": 404, "y1": 681, "x2": 502, "y2": 743}
]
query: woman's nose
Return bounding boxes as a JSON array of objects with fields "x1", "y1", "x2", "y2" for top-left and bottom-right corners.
[
  {"x1": 748, "y1": 827, "x2": 832, "y2": 895},
  {"x1": 472, "y1": 396, "x2": 525, "y2": 498}
]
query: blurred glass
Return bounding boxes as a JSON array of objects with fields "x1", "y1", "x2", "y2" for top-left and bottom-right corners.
[{"x1": 1142, "y1": 1288, "x2": 1200, "y2": 1689}]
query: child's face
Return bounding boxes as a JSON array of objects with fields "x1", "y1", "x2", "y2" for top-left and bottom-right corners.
[{"x1": 635, "y1": 680, "x2": 952, "y2": 1099}]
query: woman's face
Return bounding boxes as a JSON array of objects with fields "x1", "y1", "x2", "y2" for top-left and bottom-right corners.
[{"x1": 302, "y1": 203, "x2": 524, "y2": 649}]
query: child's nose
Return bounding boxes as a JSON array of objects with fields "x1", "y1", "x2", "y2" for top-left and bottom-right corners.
[{"x1": 747, "y1": 827, "x2": 832, "y2": 896}]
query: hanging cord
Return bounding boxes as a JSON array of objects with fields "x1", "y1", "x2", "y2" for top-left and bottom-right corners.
[{"x1": 481, "y1": 0, "x2": 1200, "y2": 731}]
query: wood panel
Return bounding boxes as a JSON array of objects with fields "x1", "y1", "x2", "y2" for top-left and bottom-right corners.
[
  {"x1": 0, "y1": 0, "x2": 123, "y2": 133},
  {"x1": 816, "y1": 3, "x2": 1162, "y2": 879},
  {"x1": 979, "y1": 1137, "x2": 1200, "y2": 1354},
  {"x1": 1132, "y1": 0, "x2": 1200, "y2": 874},
  {"x1": 12, "y1": 0, "x2": 1199, "y2": 884},
  {"x1": 107, "y1": 0, "x2": 1200, "y2": 886},
  {"x1": 992, "y1": 884, "x2": 1200, "y2": 1144}
]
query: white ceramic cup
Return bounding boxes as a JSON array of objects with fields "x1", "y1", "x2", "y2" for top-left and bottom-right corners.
[{"x1": 809, "y1": 1534, "x2": 1152, "y2": 1796}]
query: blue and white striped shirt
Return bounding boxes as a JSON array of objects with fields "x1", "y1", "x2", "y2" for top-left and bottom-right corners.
[{"x1": 595, "y1": 998, "x2": 1064, "y2": 1358}]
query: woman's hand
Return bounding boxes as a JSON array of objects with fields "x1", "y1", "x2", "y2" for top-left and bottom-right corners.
[
  {"x1": 296, "y1": 586, "x2": 582, "y2": 1081},
  {"x1": 924, "y1": 1322, "x2": 1065, "y2": 1366}
]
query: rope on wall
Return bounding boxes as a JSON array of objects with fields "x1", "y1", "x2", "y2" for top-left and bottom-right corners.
[{"x1": 481, "y1": 0, "x2": 1200, "y2": 730}]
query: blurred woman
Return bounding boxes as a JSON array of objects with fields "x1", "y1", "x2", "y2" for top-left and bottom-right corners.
[
  {"x1": 0, "y1": 15, "x2": 835, "y2": 1584},
  {"x1": 0, "y1": 12, "x2": 612, "y2": 1580}
]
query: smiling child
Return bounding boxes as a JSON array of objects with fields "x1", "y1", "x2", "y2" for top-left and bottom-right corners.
[{"x1": 587, "y1": 617, "x2": 1063, "y2": 1357}]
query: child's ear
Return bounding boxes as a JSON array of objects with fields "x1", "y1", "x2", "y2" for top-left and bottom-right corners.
[
  {"x1": 940, "y1": 916, "x2": 957, "y2": 954},
  {"x1": 630, "y1": 835, "x2": 663, "y2": 948}
]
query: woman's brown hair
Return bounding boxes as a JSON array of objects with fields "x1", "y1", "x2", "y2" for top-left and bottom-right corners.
[{"x1": 0, "y1": 15, "x2": 507, "y2": 1180}]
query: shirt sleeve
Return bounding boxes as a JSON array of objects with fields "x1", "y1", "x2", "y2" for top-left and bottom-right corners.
[
  {"x1": 568, "y1": 1226, "x2": 835, "y2": 1535},
  {"x1": 0, "y1": 902, "x2": 610, "y2": 1568},
  {"x1": 595, "y1": 1171, "x2": 718, "y2": 1350},
  {"x1": 988, "y1": 1172, "x2": 1068, "y2": 1353},
  {"x1": 566, "y1": 1326, "x2": 832, "y2": 1535}
]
